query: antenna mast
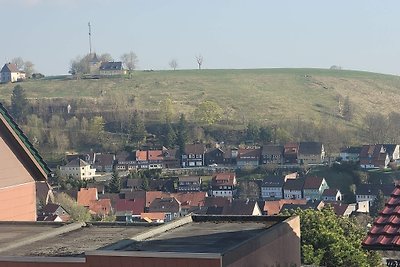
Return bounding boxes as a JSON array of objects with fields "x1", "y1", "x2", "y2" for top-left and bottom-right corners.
[{"x1": 88, "y1": 22, "x2": 92, "y2": 55}]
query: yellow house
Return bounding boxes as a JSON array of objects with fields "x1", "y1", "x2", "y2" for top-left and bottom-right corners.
[{"x1": 60, "y1": 158, "x2": 97, "y2": 180}]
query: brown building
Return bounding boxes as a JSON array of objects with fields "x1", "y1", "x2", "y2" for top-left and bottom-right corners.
[
  {"x1": 0, "y1": 103, "x2": 50, "y2": 221},
  {"x1": 0, "y1": 215, "x2": 301, "y2": 267}
]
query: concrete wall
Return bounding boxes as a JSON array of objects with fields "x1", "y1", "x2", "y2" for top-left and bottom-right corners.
[{"x1": 222, "y1": 216, "x2": 301, "y2": 267}]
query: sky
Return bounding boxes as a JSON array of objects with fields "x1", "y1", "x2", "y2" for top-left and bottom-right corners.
[{"x1": 1, "y1": 0, "x2": 400, "y2": 75}]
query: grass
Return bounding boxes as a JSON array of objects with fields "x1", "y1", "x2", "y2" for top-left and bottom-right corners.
[{"x1": 1, "y1": 68, "x2": 400, "y2": 130}]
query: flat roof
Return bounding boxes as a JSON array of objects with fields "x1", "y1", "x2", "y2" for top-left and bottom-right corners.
[
  {"x1": 0, "y1": 223, "x2": 154, "y2": 257},
  {"x1": 123, "y1": 221, "x2": 276, "y2": 253},
  {"x1": 0, "y1": 215, "x2": 290, "y2": 258}
]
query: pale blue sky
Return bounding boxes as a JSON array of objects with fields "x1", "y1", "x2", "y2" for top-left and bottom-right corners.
[{"x1": 1, "y1": 0, "x2": 399, "y2": 75}]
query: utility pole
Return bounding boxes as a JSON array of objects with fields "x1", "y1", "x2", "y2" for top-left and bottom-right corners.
[{"x1": 88, "y1": 22, "x2": 92, "y2": 55}]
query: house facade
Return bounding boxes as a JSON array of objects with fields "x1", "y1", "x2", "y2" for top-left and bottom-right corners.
[
  {"x1": 339, "y1": 146, "x2": 362, "y2": 162},
  {"x1": 322, "y1": 188, "x2": 342, "y2": 202},
  {"x1": 261, "y1": 145, "x2": 284, "y2": 165},
  {"x1": 210, "y1": 172, "x2": 237, "y2": 197},
  {"x1": 178, "y1": 176, "x2": 202, "y2": 192},
  {"x1": 261, "y1": 176, "x2": 284, "y2": 199},
  {"x1": 60, "y1": 158, "x2": 97, "y2": 180},
  {"x1": 236, "y1": 148, "x2": 261, "y2": 168},
  {"x1": 302, "y1": 176, "x2": 329, "y2": 200},
  {"x1": 284, "y1": 143, "x2": 299, "y2": 164},
  {"x1": 99, "y1": 61, "x2": 126, "y2": 76},
  {"x1": 283, "y1": 179, "x2": 304, "y2": 200},
  {"x1": 359, "y1": 144, "x2": 390, "y2": 169},
  {"x1": 297, "y1": 142, "x2": 325, "y2": 165},
  {"x1": 0, "y1": 63, "x2": 26, "y2": 83},
  {"x1": 181, "y1": 144, "x2": 206, "y2": 167}
]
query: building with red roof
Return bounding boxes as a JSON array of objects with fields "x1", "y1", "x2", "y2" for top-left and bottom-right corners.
[{"x1": 363, "y1": 185, "x2": 400, "y2": 251}]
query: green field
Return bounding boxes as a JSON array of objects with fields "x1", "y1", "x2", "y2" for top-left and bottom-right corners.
[{"x1": 1, "y1": 68, "x2": 400, "y2": 129}]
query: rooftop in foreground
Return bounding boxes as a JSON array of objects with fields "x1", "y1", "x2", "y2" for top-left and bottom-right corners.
[{"x1": 0, "y1": 215, "x2": 301, "y2": 267}]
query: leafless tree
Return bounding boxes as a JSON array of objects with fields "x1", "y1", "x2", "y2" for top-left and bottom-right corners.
[
  {"x1": 196, "y1": 54, "x2": 203, "y2": 70},
  {"x1": 121, "y1": 51, "x2": 138, "y2": 78},
  {"x1": 23, "y1": 61, "x2": 35, "y2": 77},
  {"x1": 11, "y1": 57, "x2": 24, "y2": 70},
  {"x1": 169, "y1": 59, "x2": 178, "y2": 70}
]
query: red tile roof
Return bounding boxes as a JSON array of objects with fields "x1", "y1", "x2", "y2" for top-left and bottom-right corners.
[
  {"x1": 77, "y1": 188, "x2": 98, "y2": 207},
  {"x1": 171, "y1": 192, "x2": 207, "y2": 208},
  {"x1": 145, "y1": 191, "x2": 169, "y2": 207},
  {"x1": 212, "y1": 172, "x2": 237, "y2": 186},
  {"x1": 147, "y1": 150, "x2": 163, "y2": 161},
  {"x1": 363, "y1": 186, "x2": 400, "y2": 250},
  {"x1": 115, "y1": 199, "x2": 145, "y2": 215},
  {"x1": 135, "y1": 150, "x2": 148, "y2": 161},
  {"x1": 88, "y1": 199, "x2": 112, "y2": 215}
]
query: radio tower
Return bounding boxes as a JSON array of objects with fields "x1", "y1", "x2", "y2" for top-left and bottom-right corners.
[{"x1": 88, "y1": 22, "x2": 92, "y2": 55}]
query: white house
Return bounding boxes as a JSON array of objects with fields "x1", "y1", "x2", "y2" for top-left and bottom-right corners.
[
  {"x1": 0, "y1": 63, "x2": 26, "y2": 83},
  {"x1": 60, "y1": 158, "x2": 97, "y2": 180}
]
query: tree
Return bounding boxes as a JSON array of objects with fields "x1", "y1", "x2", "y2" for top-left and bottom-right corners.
[
  {"x1": 129, "y1": 111, "x2": 146, "y2": 146},
  {"x1": 121, "y1": 51, "x2": 138, "y2": 77},
  {"x1": 370, "y1": 190, "x2": 385, "y2": 217},
  {"x1": 99, "y1": 53, "x2": 113, "y2": 62},
  {"x1": 364, "y1": 113, "x2": 388, "y2": 143},
  {"x1": 162, "y1": 122, "x2": 176, "y2": 148},
  {"x1": 108, "y1": 170, "x2": 121, "y2": 193},
  {"x1": 54, "y1": 193, "x2": 91, "y2": 222},
  {"x1": 176, "y1": 114, "x2": 189, "y2": 156},
  {"x1": 195, "y1": 54, "x2": 203, "y2": 70},
  {"x1": 169, "y1": 59, "x2": 178, "y2": 70},
  {"x1": 11, "y1": 57, "x2": 24, "y2": 70},
  {"x1": 259, "y1": 126, "x2": 272, "y2": 144},
  {"x1": 342, "y1": 96, "x2": 353, "y2": 121},
  {"x1": 194, "y1": 100, "x2": 223, "y2": 125},
  {"x1": 245, "y1": 122, "x2": 259, "y2": 143},
  {"x1": 10, "y1": 85, "x2": 29, "y2": 122},
  {"x1": 89, "y1": 116, "x2": 105, "y2": 142},
  {"x1": 23, "y1": 61, "x2": 35, "y2": 77},
  {"x1": 160, "y1": 97, "x2": 175, "y2": 122},
  {"x1": 282, "y1": 207, "x2": 382, "y2": 267}
]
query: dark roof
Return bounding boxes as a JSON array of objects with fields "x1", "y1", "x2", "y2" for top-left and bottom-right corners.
[
  {"x1": 225, "y1": 200, "x2": 259, "y2": 215},
  {"x1": 99, "y1": 61, "x2": 123, "y2": 71},
  {"x1": 0, "y1": 63, "x2": 19, "y2": 73},
  {"x1": 64, "y1": 158, "x2": 90, "y2": 167},
  {"x1": 41, "y1": 203, "x2": 64, "y2": 214},
  {"x1": 184, "y1": 143, "x2": 206, "y2": 155},
  {"x1": 237, "y1": 148, "x2": 261, "y2": 160},
  {"x1": 179, "y1": 176, "x2": 201, "y2": 183},
  {"x1": 281, "y1": 199, "x2": 323, "y2": 212},
  {"x1": 283, "y1": 179, "x2": 304, "y2": 191},
  {"x1": 203, "y1": 199, "x2": 259, "y2": 216},
  {"x1": 149, "y1": 197, "x2": 181, "y2": 213},
  {"x1": 94, "y1": 153, "x2": 115, "y2": 166},
  {"x1": 303, "y1": 176, "x2": 325, "y2": 190},
  {"x1": 322, "y1": 188, "x2": 340, "y2": 197},
  {"x1": 298, "y1": 142, "x2": 323, "y2": 155},
  {"x1": 262, "y1": 176, "x2": 284, "y2": 187},
  {"x1": 261, "y1": 145, "x2": 284, "y2": 156},
  {"x1": 356, "y1": 184, "x2": 395, "y2": 196},
  {"x1": 382, "y1": 144, "x2": 399, "y2": 156},
  {"x1": 0, "y1": 102, "x2": 50, "y2": 179},
  {"x1": 363, "y1": 185, "x2": 400, "y2": 250},
  {"x1": 340, "y1": 146, "x2": 362, "y2": 154}
]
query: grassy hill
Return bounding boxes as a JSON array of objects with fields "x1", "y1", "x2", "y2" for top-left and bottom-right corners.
[{"x1": 1, "y1": 68, "x2": 400, "y2": 130}]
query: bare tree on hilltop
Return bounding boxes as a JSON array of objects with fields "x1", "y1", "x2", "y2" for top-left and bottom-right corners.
[
  {"x1": 169, "y1": 59, "x2": 178, "y2": 70},
  {"x1": 196, "y1": 54, "x2": 203, "y2": 70},
  {"x1": 121, "y1": 51, "x2": 138, "y2": 78}
]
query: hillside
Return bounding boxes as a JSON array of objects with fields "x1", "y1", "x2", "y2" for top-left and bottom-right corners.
[{"x1": 1, "y1": 68, "x2": 400, "y2": 130}]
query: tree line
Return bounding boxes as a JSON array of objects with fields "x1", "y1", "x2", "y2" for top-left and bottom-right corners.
[{"x1": 8, "y1": 84, "x2": 400, "y2": 160}]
